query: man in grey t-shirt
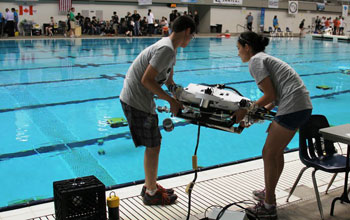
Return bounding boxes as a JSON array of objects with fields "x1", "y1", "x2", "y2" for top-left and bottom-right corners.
[
  {"x1": 246, "y1": 12, "x2": 253, "y2": 31},
  {"x1": 120, "y1": 16, "x2": 196, "y2": 206}
]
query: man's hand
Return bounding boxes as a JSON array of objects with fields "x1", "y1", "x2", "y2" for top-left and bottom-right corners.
[{"x1": 169, "y1": 98, "x2": 183, "y2": 116}]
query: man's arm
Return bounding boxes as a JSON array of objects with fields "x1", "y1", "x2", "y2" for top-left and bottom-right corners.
[
  {"x1": 141, "y1": 65, "x2": 182, "y2": 114},
  {"x1": 165, "y1": 68, "x2": 175, "y2": 88}
]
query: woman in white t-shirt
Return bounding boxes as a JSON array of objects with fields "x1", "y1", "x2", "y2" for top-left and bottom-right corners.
[
  {"x1": 233, "y1": 31, "x2": 312, "y2": 219},
  {"x1": 147, "y1": 9, "x2": 154, "y2": 36},
  {"x1": 320, "y1": 16, "x2": 326, "y2": 31},
  {"x1": 339, "y1": 16, "x2": 345, "y2": 35}
]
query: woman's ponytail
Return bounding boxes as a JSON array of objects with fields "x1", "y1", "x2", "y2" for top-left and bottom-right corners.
[{"x1": 238, "y1": 31, "x2": 270, "y2": 54}]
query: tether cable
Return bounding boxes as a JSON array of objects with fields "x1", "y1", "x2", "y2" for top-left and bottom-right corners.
[{"x1": 186, "y1": 124, "x2": 201, "y2": 220}]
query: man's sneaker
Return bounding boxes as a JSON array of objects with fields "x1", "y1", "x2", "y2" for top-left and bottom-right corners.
[
  {"x1": 246, "y1": 201, "x2": 277, "y2": 220},
  {"x1": 140, "y1": 184, "x2": 174, "y2": 197},
  {"x1": 143, "y1": 189, "x2": 177, "y2": 206},
  {"x1": 252, "y1": 189, "x2": 266, "y2": 201}
]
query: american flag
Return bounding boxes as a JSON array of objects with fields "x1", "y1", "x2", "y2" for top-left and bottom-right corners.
[{"x1": 59, "y1": 0, "x2": 72, "y2": 12}]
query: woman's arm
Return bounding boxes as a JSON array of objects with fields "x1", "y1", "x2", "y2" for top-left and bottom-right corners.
[
  {"x1": 233, "y1": 76, "x2": 276, "y2": 124},
  {"x1": 255, "y1": 76, "x2": 276, "y2": 108}
]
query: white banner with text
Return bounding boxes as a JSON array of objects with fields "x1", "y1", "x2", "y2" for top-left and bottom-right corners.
[
  {"x1": 268, "y1": 0, "x2": 279, "y2": 8},
  {"x1": 213, "y1": 0, "x2": 243, "y2": 5},
  {"x1": 138, "y1": 0, "x2": 152, "y2": 5}
]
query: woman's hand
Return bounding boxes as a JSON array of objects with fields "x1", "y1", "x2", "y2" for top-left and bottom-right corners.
[{"x1": 232, "y1": 108, "x2": 248, "y2": 124}]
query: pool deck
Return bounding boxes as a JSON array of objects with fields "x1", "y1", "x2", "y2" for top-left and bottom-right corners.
[
  {"x1": 0, "y1": 32, "x2": 298, "y2": 41},
  {"x1": 0, "y1": 33, "x2": 226, "y2": 41},
  {"x1": 0, "y1": 144, "x2": 349, "y2": 220}
]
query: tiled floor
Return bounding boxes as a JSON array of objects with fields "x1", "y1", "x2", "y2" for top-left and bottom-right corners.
[{"x1": 0, "y1": 144, "x2": 348, "y2": 220}]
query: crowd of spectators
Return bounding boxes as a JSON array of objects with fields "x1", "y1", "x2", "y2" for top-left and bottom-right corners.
[
  {"x1": 72, "y1": 9, "x2": 199, "y2": 37},
  {"x1": 314, "y1": 15, "x2": 347, "y2": 35},
  {"x1": 7, "y1": 7, "x2": 347, "y2": 38},
  {"x1": 0, "y1": 7, "x2": 200, "y2": 38}
]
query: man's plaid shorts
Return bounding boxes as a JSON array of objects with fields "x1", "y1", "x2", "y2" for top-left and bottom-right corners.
[{"x1": 120, "y1": 100, "x2": 161, "y2": 148}]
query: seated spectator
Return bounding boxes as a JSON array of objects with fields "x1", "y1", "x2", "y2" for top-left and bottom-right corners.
[
  {"x1": 83, "y1": 17, "x2": 91, "y2": 34},
  {"x1": 125, "y1": 17, "x2": 134, "y2": 37},
  {"x1": 154, "y1": 19, "x2": 161, "y2": 35},
  {"x1": 104, "y1": 21, "x2": 114, "y2": 35},
  {"x1": 119, "y1": 18, "x2": 128, "y2": 34},
  {"x1": 46, "y1": 17, "x2": 56, "y2": 36},
  {"x1": 99, "y1": 20, "x2": 106, "y2": 36},
  {"x1": 76, "y1": 14, "x2": 84, "y2": 33},
  {"x1": 160, "y1": 17, "x2": 169, "y2": 36},
  {"x1": 75, "y1": 13, "x2": 83, "y2": 22},
  {"x1": 91, "y1": 16, "x2": 101, "y2": 35},
  {"x1": 140, "y1": 16, "x2": 148, "y2": 36}
]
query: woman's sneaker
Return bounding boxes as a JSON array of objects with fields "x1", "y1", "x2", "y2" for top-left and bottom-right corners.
[
  {"x1": 252, "y1": 189, "x2": 277, "y2": 205},
  {"x1": 252, "y1": 189, "x2": 266, "y2": 201},
  {"x1": 143, "y1": 189, "x2": 177, "y2": 206},
  {"x1": 140, "y1": 184, "x2": 174, "y2": 197},
  {"x1": 246, "y1": 201, "x2": 277, "y2": 220}
]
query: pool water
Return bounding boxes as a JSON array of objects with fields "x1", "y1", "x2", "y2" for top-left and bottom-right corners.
[{"x1": 0, "y1": 37, "x2": 350, "y2": 208}]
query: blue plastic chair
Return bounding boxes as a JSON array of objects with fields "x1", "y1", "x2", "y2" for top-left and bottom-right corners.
[
  {"x1": 268, "y1": 26, "x2": 275, "y2": 37},
  {"x1": 285, "y1": 27, "x2": 292, "y2": 37},
  {"x1": 276, "y1": 27, "x2": 283, "y2": 37},
  {"x1": 286, "y1": 115, "x2": 349, "y2": 220}
]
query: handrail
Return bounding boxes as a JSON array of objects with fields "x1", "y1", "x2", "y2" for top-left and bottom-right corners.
[
  {"x1": 236, "y1": 24, "x2": 247, "y2": 33},
  {"x1": 236, "y1": 24, "x2": 254, "y2": 33}
]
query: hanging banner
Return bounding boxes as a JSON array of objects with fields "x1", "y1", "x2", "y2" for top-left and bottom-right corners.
[
  {"x1": 316, "y1": 3, "x2": 325, "y2": 11},
  {"x1": 19, "y1": 5, "x2": 33, "y2": 15},
  {"x1": 343, "y1": 5, "x2": 348, "y2": 17},
  {"x1": 288, "y1": 1, "x2": 298, "y2": 14},
  {"x1": 181, "y1": 0, "x2": 198, "y2": 2},
  {"x1": 138, "y1": 0, "x2": 152, "y2": 5},
  {"x1": 260, "y1": 8, "x2": 265, "y2": 32},
  {"x1": 213, "y1": 0, "x2": 243, "y2": 5},
  {"x1": 268, "y1": 0, "x2": 279, "y2": 8}
]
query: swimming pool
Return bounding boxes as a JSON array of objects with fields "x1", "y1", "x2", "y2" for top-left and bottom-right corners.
[{"x1": 0, "y1": 37, "x2": 350, "y2": 209}]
